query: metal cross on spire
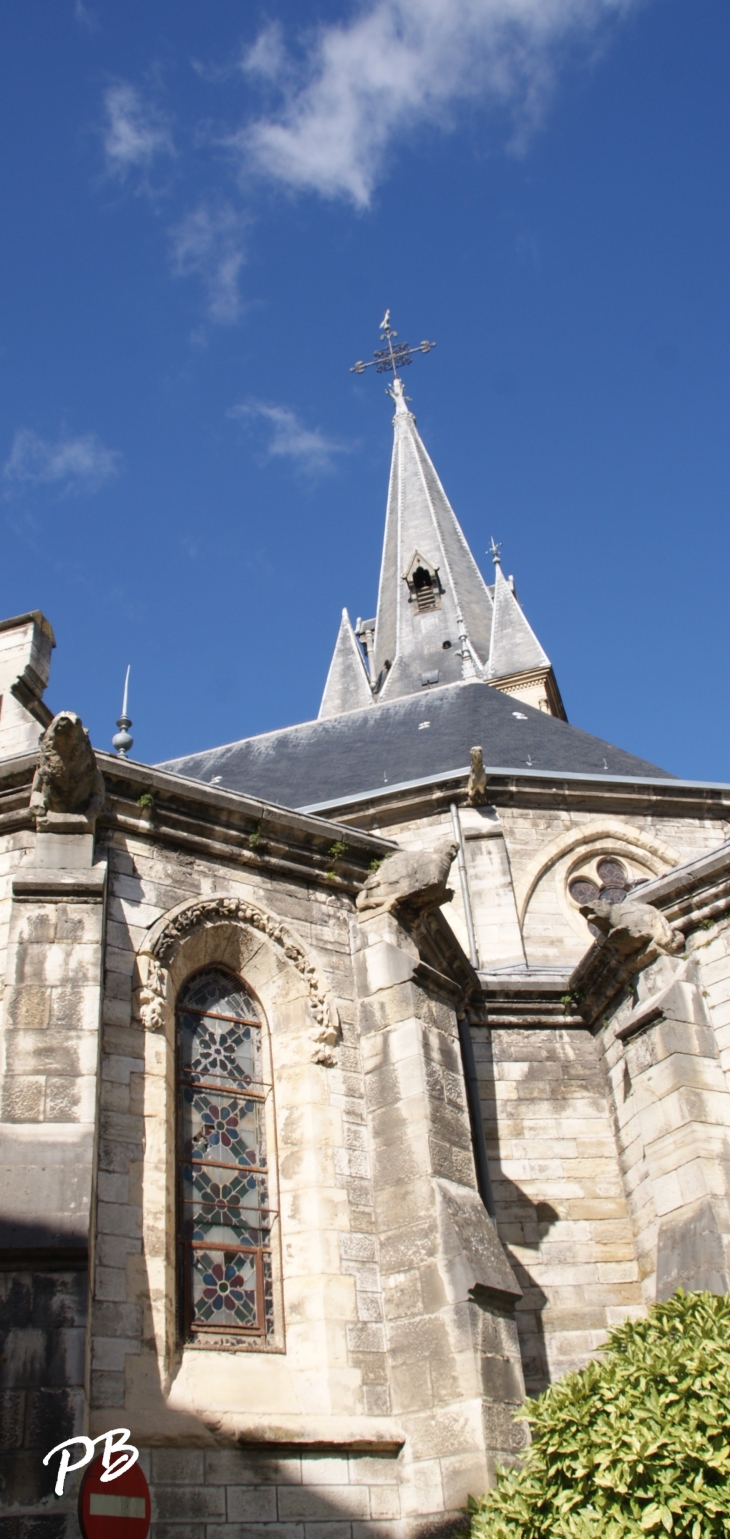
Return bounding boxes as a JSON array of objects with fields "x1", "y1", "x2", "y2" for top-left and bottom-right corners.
[
  {"x1": 350, "y1": 310, "x2": 436, "y2": 378},
  {"x1": 487, "y1": 537, "x2": 502, "y2": 566}
]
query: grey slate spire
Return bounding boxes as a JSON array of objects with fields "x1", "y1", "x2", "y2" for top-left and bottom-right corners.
[
  {"x1": 488, "y1": 555, "x2": 550, "y2": 679},
  {"x1": 372, "y1": 379, "x2": 493, "y2": 702},
  {"x1": 319, "y1": 608, "x2": 373, "y2": 719}
]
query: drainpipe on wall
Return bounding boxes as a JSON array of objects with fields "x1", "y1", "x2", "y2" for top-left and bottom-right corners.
[{"x1": 450, "y1": 801, "x2": 479, "y2": 969}]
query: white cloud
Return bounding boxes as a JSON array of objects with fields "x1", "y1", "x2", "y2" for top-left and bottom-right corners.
[
  {"x1": 240, "y1": 0, "x2": 641, "y2": 206},
  {"x1": 3, "y1": 430, "x2": 122, "y2": 494},
  {"x1": 75, "y1": 0, "x2": 100, "y2": 33},
  {"x1": 103, "y1": 83, "x2": 174, "y2": 178},
  {"x1": 229, "y1": 401, "x2": 349, "y2": 473},
  {"x1": 170, "y1": 202, "x2": 247, "y2": 325},
  {"x1": 239, "y1": 22, "x2": 289, "y2": 83}
]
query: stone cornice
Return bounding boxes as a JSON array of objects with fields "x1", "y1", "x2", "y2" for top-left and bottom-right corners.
[
  {"x1": 300, "y1": 767, "x2": 730, "y2": 832},
  {"x1": 0, "y1": 749, "x2": 396, "y2": 894}
]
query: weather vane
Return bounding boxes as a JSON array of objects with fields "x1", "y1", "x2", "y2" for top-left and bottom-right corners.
[
  {"x1": 488, "y1": 537, "x2": 502, "y2": 565},
  {"x1": 351, "y1": 310, "x2": 436, "y2": 379}
]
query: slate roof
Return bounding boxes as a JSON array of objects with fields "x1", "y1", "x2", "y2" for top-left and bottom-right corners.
[{"x1": 158, "y1": 678, "x2": 672, "y2": 811}]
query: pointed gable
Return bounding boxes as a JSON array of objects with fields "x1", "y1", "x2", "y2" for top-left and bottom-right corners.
[
  {"x1": 318, "y1": 609, "x2": 373, "y2": 719},
  {"x1": 488, "y1": 560, "x2": 550, "y2": 680}
]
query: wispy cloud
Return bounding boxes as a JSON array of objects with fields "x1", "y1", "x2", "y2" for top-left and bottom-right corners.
[
  {"x1": 240, "y1": 0, "x2": 640, "y2": 206},
  {"x1": 103, "y1": 83, "x2": 174, "y2": 180},
  {"x1": 170, "y1": 202, "x2": 247, "y2": 325},
  {"x1": 75, "y1": 0, "x2": 100, "y2": 33},
  {"x1": 239, "y1": 22, "x2": 290, "y2": 83},
  {"x1": 3, "y1": 430, "x2": 123, "y2": 495},
  {"x1": 229, "y1": 401, "x2": 349, "y2": 473}
]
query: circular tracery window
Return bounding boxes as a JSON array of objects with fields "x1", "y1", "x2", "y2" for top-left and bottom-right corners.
[
  {"x1": 568, "y1": 857, "x2": 636, "y2": 936},
  {"x1": 569, "y1": 857, "x2": 631, "y2": 908}
]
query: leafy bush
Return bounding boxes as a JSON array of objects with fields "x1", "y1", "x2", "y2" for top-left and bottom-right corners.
[{"x1": 467, "y1": 1290, "x2": 730, "y2": 1539}]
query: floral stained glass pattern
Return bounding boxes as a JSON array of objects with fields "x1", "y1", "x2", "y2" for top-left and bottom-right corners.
[{"x1": 176, "y1": 969, "x2": 273, "y2": 1339}]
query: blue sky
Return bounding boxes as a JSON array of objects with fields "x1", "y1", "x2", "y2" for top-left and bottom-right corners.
[{"x1": 1, "y1": 0, "x2": 729, "y2": 780}]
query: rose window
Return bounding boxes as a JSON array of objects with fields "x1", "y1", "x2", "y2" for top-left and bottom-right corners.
[{"x1": 569, "y1": 857, "x2": 635, "y2": 936}]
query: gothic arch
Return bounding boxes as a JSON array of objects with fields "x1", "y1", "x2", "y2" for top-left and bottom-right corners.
[
  {"x1": 135, "y1": 894, "x2": 340, "y2": 1064},
  {"x1": 128, "y1": 894, "x2": 342, "y2": 1401},
  {"x1": 516, "y1": 819, "x2": 680, "y2": 927}
]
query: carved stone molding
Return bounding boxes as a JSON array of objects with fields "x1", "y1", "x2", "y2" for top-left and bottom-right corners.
[{"x1": 136, "y1": 895, "x2": 340, "y2": 1065}]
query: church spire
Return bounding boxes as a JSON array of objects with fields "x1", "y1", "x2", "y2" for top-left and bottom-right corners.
[
  {"x1": 322, "y1": 312, "x2": 565, "y2": 716},
  {"x1": 370, "y1": 363, "x2": 494, "y2": 702}
]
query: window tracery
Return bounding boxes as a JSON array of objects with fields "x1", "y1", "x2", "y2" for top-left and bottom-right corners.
[
  {"x1": 177, "y1": 968, "x2": 274, "y2": 1342},
  {"x1": 568, "y1": 857, "x2": 639, "y2": 937}
]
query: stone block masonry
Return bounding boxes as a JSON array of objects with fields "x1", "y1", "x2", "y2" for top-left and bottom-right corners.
[{"x1": 475, "y1": 1025, "x2": 643, "y2": 1396}]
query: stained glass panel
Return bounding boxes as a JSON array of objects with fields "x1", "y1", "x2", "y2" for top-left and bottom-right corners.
[
  {"x1": 182, "y1": 971, "x2": 260, "y2": 1021},
  {"x1": 568, "y1": 878, "x2": 599, "y2": 905},
  {"x1": 179, "y1": 1011, "x2": 262, "y2": 1089},
  {"x1": 182, "y1": 1165, "x2": 270, "y2": 1246},
  {"x1": 191, "y1": 1246, "x2": 260, "y2": 1331},
  {"x1": 182, "y1": 1086, "x2": 266, "y2": 1169},
  {"x1": 596, "y1": 858, "x2": 627, "y2": 888},
  {"x1": 177, "y1": 969, "x2": 273, "y2": 1340}
]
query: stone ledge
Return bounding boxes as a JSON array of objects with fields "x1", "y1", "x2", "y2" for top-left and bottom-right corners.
[
  {"x1": 12, "y1": 865, "x2": 107, "y2": 898},
  {"x1": 91, "y1": 1408, "x2": 406, "y2": 1453}
]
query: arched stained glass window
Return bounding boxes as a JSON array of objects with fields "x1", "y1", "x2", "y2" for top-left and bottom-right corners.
[{"x1": 177, "y1": 969, "x2": 274, "y2": 1340}]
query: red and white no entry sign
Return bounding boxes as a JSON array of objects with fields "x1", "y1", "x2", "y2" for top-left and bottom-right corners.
[{"x1": 79, "y1": 1454, "x2": 151, "y2": 1539}]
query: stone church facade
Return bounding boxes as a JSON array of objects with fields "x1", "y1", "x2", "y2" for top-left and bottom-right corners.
[{"x1": 3, "y1": 370, "x2": 730, "y2": 1539}]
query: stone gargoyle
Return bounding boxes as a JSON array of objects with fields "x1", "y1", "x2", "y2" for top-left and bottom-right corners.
[
  {"x1": 30, "y1": 711, "x2": 105, "y2": 832},
  {"x1": 580, "y1": 896, "x2": 684, "y2": 959},
  {"x1": 356, "y1": 837, "x2": 458, "y2": 919},
  {"x1": 467, "y1": 745, "x2": 488, "y2": 806}
]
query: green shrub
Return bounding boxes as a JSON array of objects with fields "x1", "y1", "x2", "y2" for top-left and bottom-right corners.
[{"x1": 467, "y1": 1290, "x2": 730, "y2": 1539}]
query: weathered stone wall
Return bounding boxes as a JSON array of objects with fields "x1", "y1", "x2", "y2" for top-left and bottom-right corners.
[
  {"x1": 595, "y1": 934, "x2": 730, "y2": 1306},
  {"x1": 0, "y1": 817, "x2": 107, "y2": 1538},
  {"x1": 472, "y1": 1024, "x2": 643, "y2": 1396},
  {"x1": 85, "y1": 825, "x2": 525, "y2": 1534},
  {"x1": 371, "y1": 803, "x2": 729, "y2": 974},
  {"x1": 0, "y1": 1267, "x2": 87, "y2": 1538}
]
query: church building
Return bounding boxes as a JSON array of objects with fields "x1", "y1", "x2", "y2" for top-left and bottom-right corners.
[{"x1": 3, "y1": 323, "x2": 730, "y2": 1539}]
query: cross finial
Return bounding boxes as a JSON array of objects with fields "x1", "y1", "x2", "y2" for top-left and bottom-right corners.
[
  {"x1": 351, "y1": 311, "x2": 436, "y2": 382},
  {"x1": 488, "y1": 537, "x2": 502, "y2": 566}
]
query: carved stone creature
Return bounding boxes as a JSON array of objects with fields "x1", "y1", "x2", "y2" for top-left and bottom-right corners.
[
  {"x1": 30, "y1": 711, "x2": 105, "y2": 831},
  {"x1": 356, "y1": 837, "x2": 458, "y2": 918},
  {"x1": 580, "y1": 896, "x2": 684, "y2": 958},
  {"x1": 467, "y1": 745, "x2": 488, "y2": 806}
]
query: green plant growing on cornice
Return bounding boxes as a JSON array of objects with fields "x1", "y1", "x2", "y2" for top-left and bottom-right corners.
[
  {"x1": 249, "y1": 822, "x2": 262, "y2": 850},
  {"x1": 560, "y1": 989, "x2": 583, "y2": 1014},
  {"x1": 137, "y1": 791, "x2": 154, "y2": 814},
  {"x1": 324, "y1": 840, "x2": 348, "y2": 880},
  {"x1": 369, "y1": 857, "x2": 384, "y2": 872},
  {"x1": 466, "y1": 1289, "x2": 730, "y2": 1538}
]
